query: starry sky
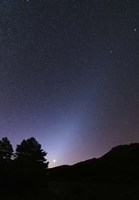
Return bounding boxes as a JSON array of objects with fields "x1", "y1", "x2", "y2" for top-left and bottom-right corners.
[{"x1": 0, "y1": 0, "x2": 139, "y2": 167}]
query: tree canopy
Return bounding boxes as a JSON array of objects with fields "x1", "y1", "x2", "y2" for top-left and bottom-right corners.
[
  {"x1": 0, "y1": 137, "x2": 13, "y2": 161},
  {"x1": 15, "y1": 137, "x2": 47, "y2": 164},
  {"x1": 0, "y1": 137, "x2": 49, "y2": 191}
]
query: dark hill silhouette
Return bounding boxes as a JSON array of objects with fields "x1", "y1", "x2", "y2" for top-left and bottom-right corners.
[{"x1": 48, "y1": 143, "x2": 139, "y2": 182}]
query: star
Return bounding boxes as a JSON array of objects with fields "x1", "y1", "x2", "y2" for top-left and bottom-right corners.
[{"x1": 110, "y1": 49, "x2": 113, "y2": 53}]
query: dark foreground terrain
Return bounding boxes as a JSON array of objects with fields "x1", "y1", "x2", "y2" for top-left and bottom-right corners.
[
  {"x1": 0, "y1": 180, "x2": 139, "y2": 200},
  {"x1": 48, "y1": 180, "x2": 139, "y2": 200},
  {"x1": 1, "y1": 143, "x2": 139, "y2": 200}
]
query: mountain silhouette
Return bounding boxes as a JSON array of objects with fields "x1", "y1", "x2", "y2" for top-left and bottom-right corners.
[{"x1": 48, "y1": 143, "x2": 139, "y2": 182}]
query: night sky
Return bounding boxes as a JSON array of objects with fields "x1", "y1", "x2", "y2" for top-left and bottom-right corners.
[{"x1": 0, "y1": 0, "x2": 139, "y2": 167}]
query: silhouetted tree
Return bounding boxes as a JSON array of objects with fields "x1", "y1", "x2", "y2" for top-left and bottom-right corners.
[
  {"x1": 14, "y1": 137, "x2": 48, "y2": 190},
  {"x1": 15, "y1": 137, "x2": 47, "y2": 163},
  {"x1": 0, "y1": 137, "x2": 14, "y2": 190},
  {"x1": 0, "y1": 137, "x2": 13, "y2": 161}
]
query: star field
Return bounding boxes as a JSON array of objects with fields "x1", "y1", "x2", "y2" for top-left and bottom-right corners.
[{"x1": 0, "y1": 0, "x2": 139, "y2": 167}]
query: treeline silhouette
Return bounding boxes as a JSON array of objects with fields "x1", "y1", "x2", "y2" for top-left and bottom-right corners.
[
  {"x1": 0, "y1": 137, "x2": 48, "y2": 193},
  {"x1": 1, "y1": 137, "x2": 139, "y2": 199}
]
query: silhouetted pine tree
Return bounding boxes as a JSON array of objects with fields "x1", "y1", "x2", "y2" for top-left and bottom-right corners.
[
  {"x1": 14, "y1": 137, "x2": 48, "y2": 190},
  {"x1": 0, "y1": 137, "x2": 14, "y2": 189},
  {"x1": 0, "y1": 137, "x2": 13, "y2": 161}
]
